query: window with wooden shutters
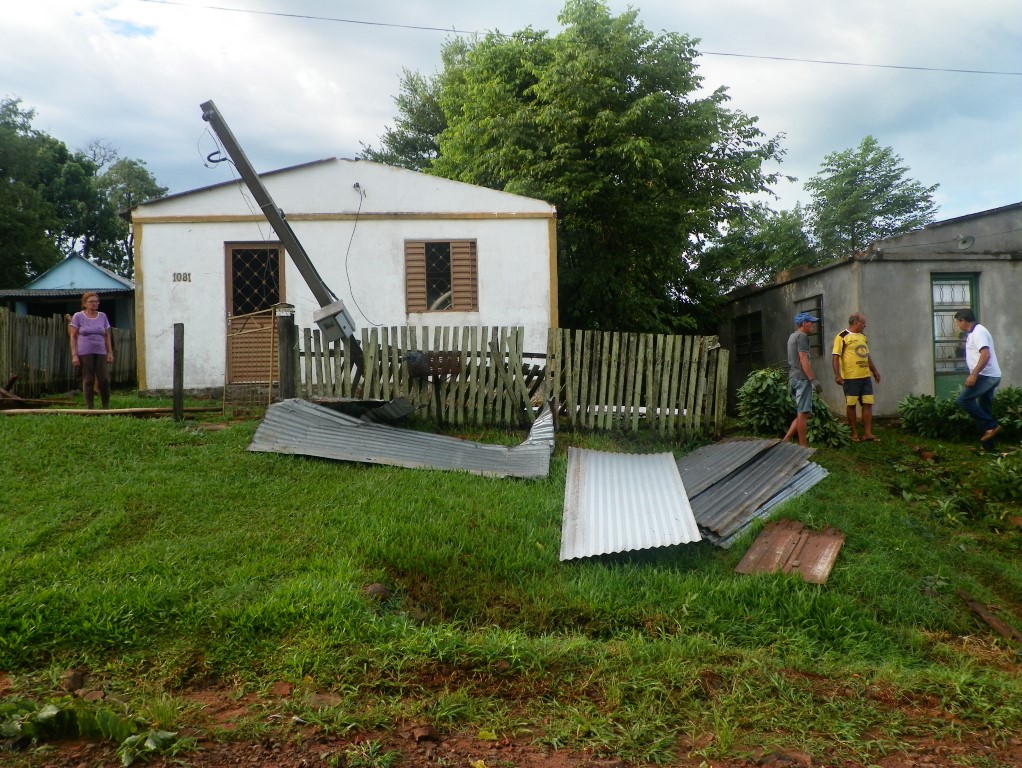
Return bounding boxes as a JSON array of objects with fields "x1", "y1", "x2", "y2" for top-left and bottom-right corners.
[{"x1": 405, "y1": 240, "x2": 478, "y2": 312}]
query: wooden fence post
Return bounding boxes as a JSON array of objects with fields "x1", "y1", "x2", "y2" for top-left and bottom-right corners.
[
  {"x1": 276, "y1": 306, "x2": 297, "y2": 400},
  {"x1": 173, "y1": 323, "x2": 184, "y2": 421}
]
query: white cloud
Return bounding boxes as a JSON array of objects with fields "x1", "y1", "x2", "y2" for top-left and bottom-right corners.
[{"x1": 2, "y1": 0, "x2": 1019, "y2": 220}]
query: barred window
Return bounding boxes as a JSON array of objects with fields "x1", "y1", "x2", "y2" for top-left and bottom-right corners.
[
  {"x1": 794, "y1": 295, "x2": 824, "y2": 355},
  {"x1": 734, "y1": 311, "x2": 764, "y2": 362},
  {"x1": 405, "y1": 240, "x2": 479, "y2": 312},
  {"x1": 228, "y1": 244, "x2": 282, "y2": 315},
  {"x1": 931, "y1": 273, "x2": 977, "y2": 398}
]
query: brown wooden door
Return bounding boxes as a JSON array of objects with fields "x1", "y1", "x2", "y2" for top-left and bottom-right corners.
[{"x1": 226, "y1": 244, "x2": 284, "y2": 384}]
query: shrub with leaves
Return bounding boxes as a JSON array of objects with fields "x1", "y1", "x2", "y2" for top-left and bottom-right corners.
[
  {"x1": 991, "y1": 385, "x2": 1022, "y2": 438},
  {"x1": 898, "y1": 385, "x2": 1022, "y2": 441},
  {"x1": 736, "y1": 367, "x2": 851, "y2": 448},
  {"x1": 896, "y1": 393, "x2": 973, "y2": 439},
  {"x1": 0, "y1": 695, "x2": 186, "y2": 766},
  {"x1": 979, "y1": 454, "x2": 1022, "y2": 503}
]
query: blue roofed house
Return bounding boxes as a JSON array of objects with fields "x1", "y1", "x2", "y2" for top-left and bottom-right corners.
[
  {"x1": 0, "y1": 254, "x2": 135, "y2": 331},
  {"x1": 0, "y1": 255, "x2": 136, "y2": 395}
]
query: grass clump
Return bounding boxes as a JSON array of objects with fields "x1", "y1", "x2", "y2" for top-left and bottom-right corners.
[{"x1": 1, "y1": 403, "x2": 1021, "y2": 765}]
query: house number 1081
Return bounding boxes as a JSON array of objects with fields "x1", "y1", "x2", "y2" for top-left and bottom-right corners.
[{"x1": 173, "y1": 272, "x2": 191, "y2": 282}]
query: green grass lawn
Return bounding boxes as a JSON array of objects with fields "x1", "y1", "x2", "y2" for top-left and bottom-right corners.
[{"x1": 2, "y1": 400, "x2": 1021, "y2": 765}]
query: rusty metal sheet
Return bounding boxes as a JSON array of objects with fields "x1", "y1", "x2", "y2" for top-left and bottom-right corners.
[
  {"x1": 248, "y1": 397, "x2": 554, "y2": 478},
  {"x1": 688, "y1": 442, "x2": 815, "y2": 538},
  {"x1": 560, "y1": 448, "x2": 700, "y2": 561},
  {"x1": 735, "y1": 519, "x2": 845, "y2": 584},
  {"x1": 706, "y1": 462, "x2": 830, "y2": 549},
  {"x1": 674, "y1": 438, "x2": 778, "y2": 497}
]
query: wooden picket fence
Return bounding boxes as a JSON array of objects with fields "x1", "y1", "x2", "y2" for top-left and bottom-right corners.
[
  {"x1": 296, "y1": 324, "x2": 728, "y2": 435},
  {"x1": 298, "y1": 325, "x2": 542, "y2": 427},
  {"x1": 0, "y1": 307, "x2": 136, "y2": 399},
  {"x1": 547, "y1": 328, "x2": 728, "y2": 437}
]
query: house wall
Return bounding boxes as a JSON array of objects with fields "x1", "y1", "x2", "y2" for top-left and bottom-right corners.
[
  {"x1": 722, "y1": 203, "x2": 1022, "y2": 418},
  {"x1": 132, "y1": 159, "x2": 556, "y2": 391}
]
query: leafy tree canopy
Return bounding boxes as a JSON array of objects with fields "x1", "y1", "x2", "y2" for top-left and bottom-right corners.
[
  {"x1": 362, "y1": 0, "x2": 785, "y2": 332},
  {"x1": 0, "y1": 97, "x2": 167, "y2": 284},
  {"x1": 93, "y1": 157, "x2": 168, "y2": 278},
  {"x1": 1, "y1": 98, "x2": 65, "y2": 286},
  {"x1": 694, "y1": 203, "x2": 816, "y2": 300},
  {"x1": 360, "y1": 66, "x2": 448, "y2": 171},
  {"x1": 805, "y1": 135, "x2": 938, "y2": 259}
]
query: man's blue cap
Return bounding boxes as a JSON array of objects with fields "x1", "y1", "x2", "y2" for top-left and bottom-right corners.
[{"x1": 794, "y1": 312, "x2": 819, "y2": 325}]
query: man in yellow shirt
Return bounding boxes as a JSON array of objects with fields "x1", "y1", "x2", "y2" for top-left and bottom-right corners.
[{"x1": 832, "y1": 312, "x2": 881, "y2": 442}]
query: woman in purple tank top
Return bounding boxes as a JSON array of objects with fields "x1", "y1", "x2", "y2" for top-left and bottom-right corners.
[{"x1": 69, "y1": 291, "x2": 115, "y2": 409}]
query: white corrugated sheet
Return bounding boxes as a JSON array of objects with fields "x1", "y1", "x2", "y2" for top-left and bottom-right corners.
[{"x1": 560, "y1": 448, "x2": 701, "y2": 560}]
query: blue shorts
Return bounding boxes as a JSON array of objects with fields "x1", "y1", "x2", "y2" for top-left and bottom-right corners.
[
  {"x1": 842, "y1": 377, "x2": 874, "y2": 406},
  {"x1": 789, "y1": 378, "x2": 813, "y2": 413}
]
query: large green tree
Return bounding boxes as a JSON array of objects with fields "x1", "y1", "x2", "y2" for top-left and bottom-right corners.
[
  {"x1": 360, "y1": 66, "x2": 448, "y2": 171},
  {"x1": 362, "y1": 0, "x2": 785, "y2": 331},
  {"x1": 0, "y1": 98, "x2": 65, "y2": 286},
  {"x1": 806, "y1": 135, "x2": 939, "y2": 259},
  {"x1": 0, "y1": 98, "x2": 165, "y2": 285},
  {"x1": 92, "y1": 157, "x2": 168, "y2": 278},
  {"x1": 694, "y1": 203, "x2": 817, "y2": 299}
]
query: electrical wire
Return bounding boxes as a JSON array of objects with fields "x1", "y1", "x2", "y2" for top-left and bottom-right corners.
[
  {"x1": 342, "y1": 184, "x2": 380, "y2": 326},
  {"x1": 139, "y1": 0, "x2": 1022, "y2": 77},
  {"x1": 876, "y1": 223, "x2": 1022, "y2": 251}
]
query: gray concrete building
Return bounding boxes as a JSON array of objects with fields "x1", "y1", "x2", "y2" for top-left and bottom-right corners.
[{"x1": 719, "y1": 202, "x2": 1022, "y2": 416}]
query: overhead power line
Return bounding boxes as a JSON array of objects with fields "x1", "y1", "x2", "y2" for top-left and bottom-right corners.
[{"x1": 138, "y1": 0, "x2": 1022, "y2": 77}]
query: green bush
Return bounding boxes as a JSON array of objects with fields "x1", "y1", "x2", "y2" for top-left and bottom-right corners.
[
  {"x1": 736, "y1": 367, "x2": 851, "y2": 448},
  {"x1": 979, "y1": 454, "x2": 1022, "y2": 502},
  {"x1": 898, "y1": 385, "x2": 1022, "y2": 441},
  {"x1": 896, "y1": 393, "x2": 973, "y2": 439}
]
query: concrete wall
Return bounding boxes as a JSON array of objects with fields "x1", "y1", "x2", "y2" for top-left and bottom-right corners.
[
  {"x1": 132, "y1": 159, "x2": 557, "y2": 391},
  {"x1": 721, "y1": 203, "x2": 1022, "y2": 417}
]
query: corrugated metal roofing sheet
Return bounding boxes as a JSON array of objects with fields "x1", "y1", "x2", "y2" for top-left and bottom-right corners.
[
  {"x1": 674, "y1": 438, "x2": 777, "y2": 497},
  {"x1": 248, "y1": 398, "x2": 554, "y2": 478},
  {"x1": 560, "y1": 448, "x2": 701, "y2": 561},
  {"x1": 683, "y1": 441, "x2": 816, "y2": 538},
  {"x1": 705, "y1": 462, "x2": 830, "y2": 549}
]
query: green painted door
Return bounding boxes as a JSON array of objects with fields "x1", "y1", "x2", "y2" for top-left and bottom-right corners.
[{"x1": 931, "y1": 275, "x2": 975, "y2": 400}]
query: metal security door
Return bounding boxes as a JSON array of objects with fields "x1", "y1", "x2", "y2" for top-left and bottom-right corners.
[{"x1": 226, "y1": 244, "x2": 284, "y2": 385}]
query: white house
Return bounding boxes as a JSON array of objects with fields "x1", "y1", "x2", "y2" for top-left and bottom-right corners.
[{"x1": 130, "y1": 158, "x2": 558, "y2": 393}]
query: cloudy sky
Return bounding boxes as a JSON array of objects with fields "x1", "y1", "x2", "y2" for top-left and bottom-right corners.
[{"x1": 3, "y1": 0, "x2": 1020, "y2": 221}]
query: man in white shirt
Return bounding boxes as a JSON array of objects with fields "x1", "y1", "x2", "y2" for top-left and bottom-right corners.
[{"x1": 953, "y1": 308, "x2": 1002, "y2": 446}]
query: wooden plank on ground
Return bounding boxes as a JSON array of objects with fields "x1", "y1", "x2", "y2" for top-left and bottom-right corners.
[
  {"x1": 957, "y1": 590, "x2": 1022, "y2": 643},
  {"x1": 1, "y1": 407, "x2": 222, "y2": 417}
]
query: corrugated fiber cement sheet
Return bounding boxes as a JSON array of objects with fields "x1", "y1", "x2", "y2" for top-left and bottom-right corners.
[{"x1": 560, "y1": 447, "x2": 701, "y2": 561}]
